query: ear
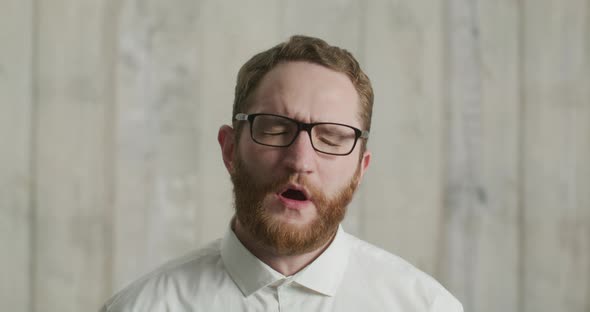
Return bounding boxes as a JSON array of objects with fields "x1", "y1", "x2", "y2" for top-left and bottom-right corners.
[
  {"x1": 218, "y1": 125, "x2": 236, "y2": 174},
  {"x1": 358, "y1": 150, "x2": 371, "y2": 181}
]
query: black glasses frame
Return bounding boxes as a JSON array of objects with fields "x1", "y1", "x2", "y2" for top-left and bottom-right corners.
[{"x1": 234, "y1": 113, "x2": 369, "y2": 156}]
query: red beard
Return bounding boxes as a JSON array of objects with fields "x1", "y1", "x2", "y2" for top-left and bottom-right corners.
[{"x1": 230, "y1": 155, "x2": 360, "y2": 256}]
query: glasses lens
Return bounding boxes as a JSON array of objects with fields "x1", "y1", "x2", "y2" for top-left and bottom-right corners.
[
  {"x1": 312, "y1": 124, "x2": 357, "y2": 155},
  {"x1": 251, "y1": 115, "x2": 297, "y2": 146}
]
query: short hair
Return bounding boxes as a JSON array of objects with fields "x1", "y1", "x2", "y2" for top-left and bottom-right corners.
[{"x1": 232, "y1": 35, "x2": 374, "y2": 149}]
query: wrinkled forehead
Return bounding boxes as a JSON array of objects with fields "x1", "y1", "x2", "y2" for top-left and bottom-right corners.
[{"x1": 247, "y1": 61, "x2": 362, "y2": 126}]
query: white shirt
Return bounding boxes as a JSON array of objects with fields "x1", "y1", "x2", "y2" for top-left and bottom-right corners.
[{"x1": 100, "y1": 226, "x2": 463, "y2": 311}]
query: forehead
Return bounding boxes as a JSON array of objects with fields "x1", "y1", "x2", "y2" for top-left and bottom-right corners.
[{"x1": 248, "y1": 61, "x2": 361, "y2": 126}]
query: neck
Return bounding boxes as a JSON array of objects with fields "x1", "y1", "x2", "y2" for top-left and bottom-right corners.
[{"x1": 232, "y1": 218, "x2": 335, "y2": 276}]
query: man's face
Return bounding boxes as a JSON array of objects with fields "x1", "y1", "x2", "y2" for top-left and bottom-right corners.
[{"x1": 223, "y1": 61, "x2": 371, "y2": 255}]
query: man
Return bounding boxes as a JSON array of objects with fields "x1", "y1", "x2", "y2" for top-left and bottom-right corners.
[{"x1": 101, "y1": 35, "x2": 463, "y2": 311}]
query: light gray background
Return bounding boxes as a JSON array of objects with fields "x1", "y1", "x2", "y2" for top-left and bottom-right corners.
[{"x1": 1, "y1": 0, "x2": 589, "y2": 311}]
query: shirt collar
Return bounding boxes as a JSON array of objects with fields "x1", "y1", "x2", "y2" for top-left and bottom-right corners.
[
  {"x1": 291, "y1": 225, "x2": 350, "y2": 296},
  {"x1": 220, "y1": 224, "x2": 350, "y2": 297},
  {"x1": 220, "y1": 226, "x2": 283, "y2": 297}
]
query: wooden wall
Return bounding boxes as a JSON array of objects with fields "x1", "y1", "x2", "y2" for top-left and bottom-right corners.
[{"x1": 1, "y1": 0, "x2": 588, "y2": 311}]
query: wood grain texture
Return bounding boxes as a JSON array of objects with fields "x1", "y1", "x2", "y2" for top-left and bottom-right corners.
[
  {"x1": 441, "y1": 1, "x2": 522, "y2": 311},
  {"x1": 361, "y1": 0, "x2": 446, "y2": 276},
  {"x1": 521, "y1": 1, "x2": 590, "y2": 311},
  {"x1": 0, "y1": 0, "x2": 33, "y2": 311},
  {"x1": 33, "y1": 0, "x2": 113, "y2": 310},
  {"x1": 470, "y1": 1, "x2": 522, "y2": 311},
  {"x1": 113, "y1": 0, "x2": 204, "y2": 290},
  {"x1": 443, "y1": 1, "x2": 485, "y2": 307}
]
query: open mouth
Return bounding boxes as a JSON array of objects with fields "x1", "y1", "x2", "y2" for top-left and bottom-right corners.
[{"x1": 280, "y1": 188, "x2": 309, "y2": 201}]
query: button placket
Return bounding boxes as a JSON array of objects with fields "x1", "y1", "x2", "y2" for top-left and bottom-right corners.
[{"x1": 276, "y1": 278, "x2": 294, "y2": 312}]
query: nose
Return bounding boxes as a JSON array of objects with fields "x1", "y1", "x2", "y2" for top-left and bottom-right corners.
[{"x1": 283, "y1": 129, "x2": 315, "y2": 173}]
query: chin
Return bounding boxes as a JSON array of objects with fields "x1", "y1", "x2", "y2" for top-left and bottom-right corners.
[
  {"x1": 281, "y1": 217, "x2": 317, "y2": 230},
  {"x1": 270, "y1": 204, "x2": 317, "y2": 223},
  {"x1": 267, "y1": 210, "x2": 315, "y2": 228}
]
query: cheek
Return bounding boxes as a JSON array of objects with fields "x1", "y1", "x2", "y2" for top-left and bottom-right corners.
[
  {"x1": 238, "y1": 140, "x2": 281, "y2": 172},
  {"x1": 318, "y1": 158, "x2": 359, "y2": 191}
]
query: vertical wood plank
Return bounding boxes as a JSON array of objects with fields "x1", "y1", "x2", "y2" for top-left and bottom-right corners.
[
  {"x1": 440, "y1": 1, "x2": 522, "y2": 311},
  {"x1": 361, "y1": 0, "x2": 446, "y2": 276},
  {"x1": 0, "y1": 0, "x2": 33, "y2": 311},
  {"x1": 470, "y1": 1, "x2": 522, "y2": 311},
  {"x1": 114, "y1": 0, "x2": 204, "y2": 289},
  {"x1": 278, "y1": 0, "x2": 366, "y2": 236},
  {"x1": 442, "y1": 1, "x2": 485, "y2": 308},
  {"x1": 33, "y1": 0, "x2": 114, "y2": 310},
  {"x1": 521, "y1": 1, "x2": 590, "y2": 311}
]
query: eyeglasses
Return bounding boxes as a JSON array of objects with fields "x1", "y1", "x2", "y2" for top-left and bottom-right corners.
[{"x1": 235, "y1": 113, "x2": 369, "y2": 156}]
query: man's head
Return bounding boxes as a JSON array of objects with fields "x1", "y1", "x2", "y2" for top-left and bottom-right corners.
[
  {"x1": 218, "y1": 35, "x2": 373, "y2": 256},
  {"x1": 232, "y1": 35, "x2": 373, "y2": 154}
]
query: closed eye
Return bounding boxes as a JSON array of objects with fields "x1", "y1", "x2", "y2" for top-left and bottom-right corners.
[
  {"x1": 263, "y1": 131, "x2": 289, "y2": 136},
  {"x1": 319, "y1": 137, "x2": 341, "y2": 147}
]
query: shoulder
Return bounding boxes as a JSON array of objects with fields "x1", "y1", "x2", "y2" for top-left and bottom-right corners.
[
  {"x1": 101, "y1": 239, "x2": 225, "y2": 312},
  {"x1": 344, "y1": 232, "x2": 421, "y2": 279},
  {"x1": 342, "y1": 233, "x2": 463, "y2": 311}
]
